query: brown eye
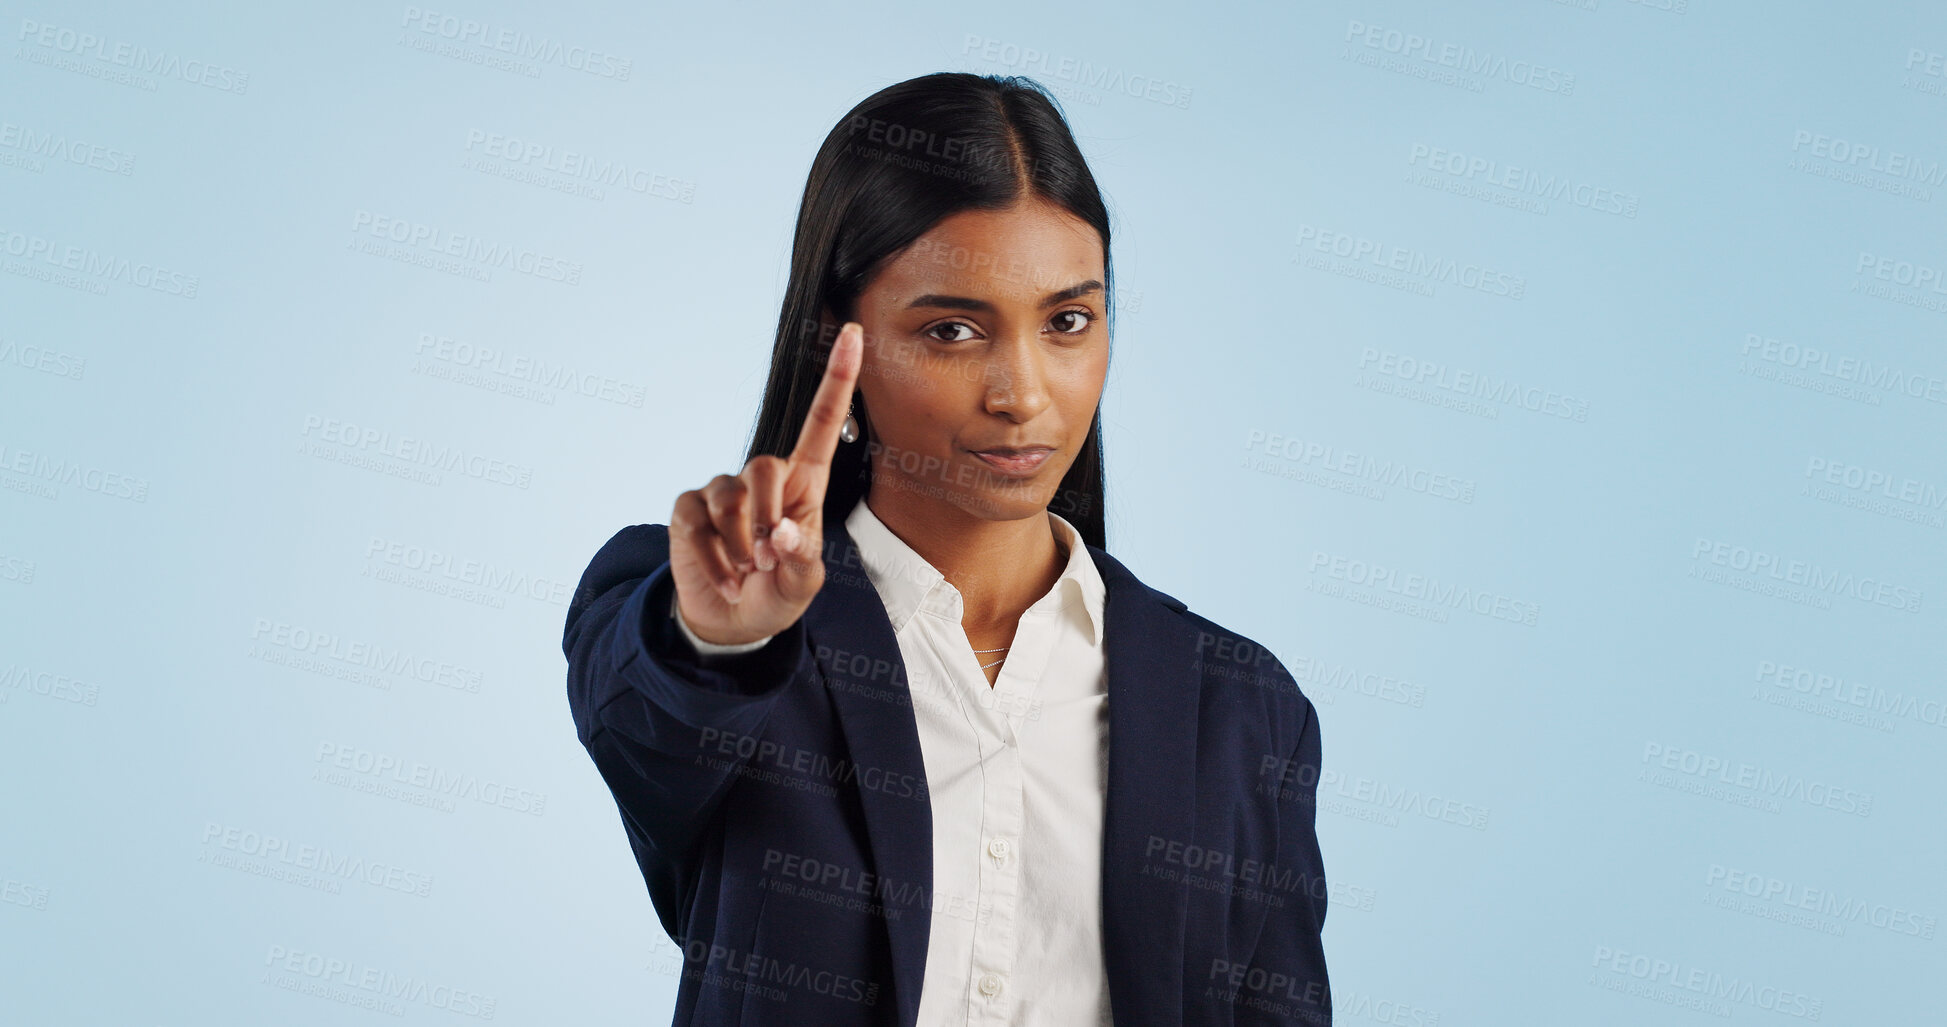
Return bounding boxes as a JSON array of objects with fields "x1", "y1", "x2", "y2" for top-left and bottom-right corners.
[
  {"x1": 1051, "y1": 310, "x2": 1092, "y2": 334},
  {"x1": 928, "y1": 321, "x2": 976, "y2": 343}
]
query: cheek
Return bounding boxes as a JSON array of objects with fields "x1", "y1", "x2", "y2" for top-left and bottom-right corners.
[
  {"x1": 871, "y1": 385, "x2": 966, "y2": 447},
  {"x1": 1056, "y1": 358, "x2": 1107, "y2": 413},
  {"x1": 917, "y1": 365, "x2": 987, "y2": 415}
]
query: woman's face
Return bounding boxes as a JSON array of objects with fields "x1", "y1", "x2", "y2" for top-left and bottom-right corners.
[{"x1": 848, "y1": 197, "x2": 1109, "y2": 524}]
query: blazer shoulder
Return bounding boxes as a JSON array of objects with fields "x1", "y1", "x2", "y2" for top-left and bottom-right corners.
[
  {"x1": 1169, "y1": 598, "x2": 1318, "y2": 724},
  {"x1": 1084, "y1": 541, "x2": 1189, "y2": 613},
  {"x1": 1173, "y1": 604, "x2": 1283, "y2": 670},
  {"x1": 1089, "y1": 541, "x2": 1306, "y2": 702},
  {"x1": 1146, "y1": 583, "x2": 1190, "y2": 614},
  {"x1": 564, "y1": 523, "x2": 672, "y2": 639},
  {"x1": 583, "y1": 522, "x2": 671, "y2": 585}
]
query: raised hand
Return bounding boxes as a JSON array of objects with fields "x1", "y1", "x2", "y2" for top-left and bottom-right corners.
[{"x1": 668, "y1": 322, "x2": 864, "y2": 646}]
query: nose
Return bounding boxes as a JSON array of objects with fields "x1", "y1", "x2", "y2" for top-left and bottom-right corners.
[{"x1": 981, "y1": 330, "x2": 1052, "y2": 423}]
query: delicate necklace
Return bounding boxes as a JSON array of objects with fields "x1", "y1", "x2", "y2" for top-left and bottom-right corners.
[{"x1": 973, "y1": 645, "x2": 1009, "y2": 671}]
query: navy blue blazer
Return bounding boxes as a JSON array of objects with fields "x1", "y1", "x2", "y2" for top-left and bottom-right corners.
[{"x1": 563, "y1": 518, "x2": 1331, "y2": 1026}]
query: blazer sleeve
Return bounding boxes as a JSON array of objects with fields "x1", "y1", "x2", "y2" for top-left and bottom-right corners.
[
  {"x1": 561, "y1": 523, "x2": 815, "y2": 935},
  {"x1": 1254, "y1": 692, "x2": 1332, "y2": 1026}
]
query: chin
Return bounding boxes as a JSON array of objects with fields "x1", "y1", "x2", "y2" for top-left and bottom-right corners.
[{"x1": 953, "y1": 482, "x2": 1056, "y2": 522}]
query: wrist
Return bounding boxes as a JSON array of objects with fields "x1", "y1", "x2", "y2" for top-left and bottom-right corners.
[{"x1": 671, "y1": 591, "x2": 775, "y2": 654}]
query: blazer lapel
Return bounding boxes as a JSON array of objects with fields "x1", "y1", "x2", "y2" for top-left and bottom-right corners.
[
  {"x1": 1091, "y1": 543, "x2": 1200, "y2": 1024},
  {"x1": 806, "y1": 520, "x2": 935, "y2": 1027}
]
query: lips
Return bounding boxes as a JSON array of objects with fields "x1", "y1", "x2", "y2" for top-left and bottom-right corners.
[{"x1": 969, "y1": 446, "x2": 1054, "y2": 477}]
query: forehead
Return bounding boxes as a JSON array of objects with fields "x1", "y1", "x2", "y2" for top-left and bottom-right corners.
[{"x1": 871, "y1": 200, "x2": 1103, "y2": 302}]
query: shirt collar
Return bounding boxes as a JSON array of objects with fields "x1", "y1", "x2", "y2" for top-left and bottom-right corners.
[{"x1": 842, "y1": 495, "x2": 1105, "y2": 647}]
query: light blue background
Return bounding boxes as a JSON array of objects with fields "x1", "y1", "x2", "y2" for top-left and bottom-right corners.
[{"x1": 3, "y1": 0, "x2": 1942, "y2": 1023}]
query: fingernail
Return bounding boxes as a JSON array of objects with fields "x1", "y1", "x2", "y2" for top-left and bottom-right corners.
[
  {"x1": 755, "y1": 538, "x2": 777, "y2": 572},
  {"x1": 721, "y1": 578, "x2": 742, "y2": 604},
  {"x1": 774, "y1": 517, "x2": 800, "y2": 554}
]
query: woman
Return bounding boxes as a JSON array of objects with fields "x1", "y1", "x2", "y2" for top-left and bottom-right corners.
[{"x1": 563, "y1": 72, "x2": 1331, "y2": 1027}]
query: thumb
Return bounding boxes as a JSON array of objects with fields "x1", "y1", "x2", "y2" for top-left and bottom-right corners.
[
  {"x1": 771, "y1": 515, "x2": 805, "y2": 560},
  {"x1": 770, "y1": 511, "x2": 824, "y2": 596}
]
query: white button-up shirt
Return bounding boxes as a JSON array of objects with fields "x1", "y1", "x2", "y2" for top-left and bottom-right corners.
[{"x1": 674, "y1": 495, "x2": 1114, "y2": 1026}]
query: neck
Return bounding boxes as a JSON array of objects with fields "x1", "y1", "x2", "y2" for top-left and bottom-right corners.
[{"x1": 863, "y1": 486, "x2": 1065, "y2": 629}]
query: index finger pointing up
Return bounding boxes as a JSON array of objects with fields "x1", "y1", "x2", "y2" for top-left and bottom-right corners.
[{"x1": 790, "y1": 321, "x2": 864, "y2": 473}]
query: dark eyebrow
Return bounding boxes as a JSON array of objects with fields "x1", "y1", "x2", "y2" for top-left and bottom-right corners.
[{"x1": 906, "y1": 279, "x2": 1103, "y2": 312}]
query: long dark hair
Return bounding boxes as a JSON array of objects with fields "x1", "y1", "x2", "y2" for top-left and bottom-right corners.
[{"x1": 741, "y1": 72, "x2": 1113, "y2": 550}]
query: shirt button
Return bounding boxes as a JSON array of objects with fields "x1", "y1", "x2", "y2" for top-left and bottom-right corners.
[
  {"x1": 986, "y1": 838, "x2": 1010, "y2": 861},
  {"x1": 978, "y1": 972, "x2": 1004, "y2": 997}
]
